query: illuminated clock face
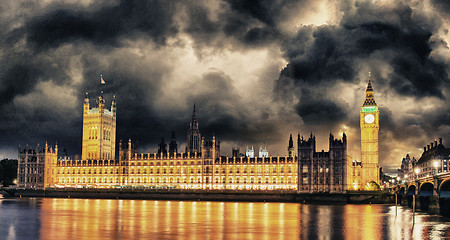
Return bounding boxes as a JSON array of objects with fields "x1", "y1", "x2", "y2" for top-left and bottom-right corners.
[{"x1": 365, "y1": 114, "x2": 375, "y2": 124}]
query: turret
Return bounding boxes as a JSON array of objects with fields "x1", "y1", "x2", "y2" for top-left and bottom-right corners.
[
  {"x1": 84, "y1": 92, "x2": 90, "y2": 114},
  {"x1": 128, "y1": 139, "x2": 132, "y2": 161},
  {"x1": 158, "y1": 137, "x2": 167, "y2": 155},
  {"x1": 169, "y1": 130, "x2": 178, "y2": 154},
  {"x1": 111, "y1": 95, "x2": 116, "y2": 117},
  {"x1": 288, "y1": 134, "x2": 295, "y2": 157},
  {"x1": 98, "y1": 91, "x2": 105, "y2": 111}
]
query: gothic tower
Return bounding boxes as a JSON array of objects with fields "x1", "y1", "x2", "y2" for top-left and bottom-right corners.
[
  {"x1": 288, "y1": 134, "x2": 295, "y2": 157},
  {"x1": 186, "y1": 104, "x2": 201, "y2": 154},
  {"x1": 82, "y1": 92, "x2": 116, "y2": 160},
  {"x1": 169, "y1": 130, "x2": 178, "y2": 154},
  {"x1": 360, "y1": 71, "x2": 380, "y2": 187}
]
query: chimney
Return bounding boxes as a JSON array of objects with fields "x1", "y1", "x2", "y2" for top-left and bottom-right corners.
[
  {"x1": 427, "y1": 145, "x2": 430, "y2": 150},
  {"x1": 424, "y1": 147, "x2": 427, "y2": 152},
  {"x1": 431, "y1": 143, "x2": 434, "y2": 148},
  {"x1": 435, "y1": 140, "x2": 438, "y2": 147},
  {"x1": 439, "y1": 138, "x2": 443, "y2": 145}
]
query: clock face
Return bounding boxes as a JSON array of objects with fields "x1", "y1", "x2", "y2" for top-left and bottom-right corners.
[{"x1": 365, "y1": 114, "x2": 375, "y2": 124}]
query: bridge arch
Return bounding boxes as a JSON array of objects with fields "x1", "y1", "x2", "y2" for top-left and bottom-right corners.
[
  {"x1": 406, "y1": 185, "x2": 416, "y2": 207},
  {"x1": 439, "y1": 179, "x2": 450, "y2": 217},
  {"x1": 419, "y1": 182, "x2": 434, "y2": 211}
]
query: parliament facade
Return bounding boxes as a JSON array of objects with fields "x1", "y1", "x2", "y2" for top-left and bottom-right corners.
[{"x1": 18, "y1": 90, "x2": 349, "y2": 193}]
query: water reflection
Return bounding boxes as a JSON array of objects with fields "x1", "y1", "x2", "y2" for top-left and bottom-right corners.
[{"x1": 0, "y1": 198, "x2": 449, "y2": 239}]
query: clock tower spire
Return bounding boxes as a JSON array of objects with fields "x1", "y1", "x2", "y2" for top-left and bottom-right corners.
[{"x1": 358, "y1": 71, "x2": 380, "y2": 189}]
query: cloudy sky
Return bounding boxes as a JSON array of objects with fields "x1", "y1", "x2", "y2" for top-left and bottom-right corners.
[{"x1": 0, "y1": 0, "x2": 449, "y2": 172}]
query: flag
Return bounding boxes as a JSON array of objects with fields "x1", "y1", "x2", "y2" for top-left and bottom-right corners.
[{"x1": 101, "y1": 75, "x2": 105, "y2": 84}]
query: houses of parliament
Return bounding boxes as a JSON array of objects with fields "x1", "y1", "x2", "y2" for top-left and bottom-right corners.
[{"x1": 17, "y1": 75, "x2": 379, "y2": 192}]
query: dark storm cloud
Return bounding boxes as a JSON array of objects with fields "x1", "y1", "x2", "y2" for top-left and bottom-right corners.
[
  {"x1": 186, "y1": 69, "x2": 279, "y2": 144},
  {"x1": 184, "y1": 0, "x2": 313, "y2": 50},
  {"x1": 0, "y1": 64, "x2": 41, "y2": 104},
  {"x1": 295, "y1": 100, "x2": 347, "y2": 125},
  {"x1": 431, "y1": 0, "x2": 450, "y2": 14},
  {"x1": 26, "y1": 0, "x2": 178, "y2": 49},
  {"x1": 275, "y1": 0, "x2": 449, "y2": 125},
  {"x1": 277, "y1": 1, "x2": 447, "y2": 97}
]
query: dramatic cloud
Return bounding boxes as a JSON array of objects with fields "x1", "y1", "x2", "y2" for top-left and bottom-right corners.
[{"x1": 0, "y1": 0, "x2": 449, "y2": 172}]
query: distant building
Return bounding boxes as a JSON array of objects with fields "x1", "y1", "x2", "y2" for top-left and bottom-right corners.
[
  {"x1": 258, "y1": 146, "x2": 268, "y2": 158},
  {"x1": 416, "y1": 138, "x2": 450, "y2": 179},
  {"x1": 245, "y1": 146, "x2": 254, "y2": 158},
  {"x1": 398, "y1": 154, "x2": 416, "y2": 182},
  {"x1": 232, "y1": 147, "x2": 240, "y2": 158},
  {"x1": 17, "y1": 142, "x2": 57, "y2": 189},
  {"x1": 297, "y1": 133, "x2": 347, "y2": 193}
]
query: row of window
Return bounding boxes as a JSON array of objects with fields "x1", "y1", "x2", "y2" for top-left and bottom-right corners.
[
  {"x1": 300, "y1": 176, "x2": 342, "y2": 185},
  {"x1": 56, "y1": 167, "x2": 297, "y2": 175},
  {"x1": 57, "y1": 176, "x2": 296, "y2": 185}
]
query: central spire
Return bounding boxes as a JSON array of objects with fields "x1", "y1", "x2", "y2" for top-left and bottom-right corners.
[
  {"x1": 191, "y1": 104, "x2": 198, "y2": 129},
  {"x1": 363, "y1": 70, "x2": 376, "y2": 106},
  {"x1": 186, "y1": 103, "x2": 201, "y2": 154}
]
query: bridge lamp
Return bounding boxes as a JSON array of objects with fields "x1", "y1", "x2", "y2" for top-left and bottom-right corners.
[
  {"x1": 404, "y1": 175, "x2": 408, "y2": 179},
  {"x1": 434, "y1": 160, "x2": 439, "y2": 168},
  {"x1": 434, "y1": 160, "x2": 440, "y2": 175}
]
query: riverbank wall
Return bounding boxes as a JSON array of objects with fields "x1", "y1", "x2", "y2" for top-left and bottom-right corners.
[{"x1": 9, "y1": 188, "x2": 395, "y2": 204}]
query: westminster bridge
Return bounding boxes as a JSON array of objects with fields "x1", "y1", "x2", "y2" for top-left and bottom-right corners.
[{"x1": 395, "y1": 171, "x2": 450, "y2": 217}]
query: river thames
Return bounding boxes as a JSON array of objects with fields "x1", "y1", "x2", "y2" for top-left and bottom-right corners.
[{"x1": 0, "y1": 198, "x2": 449, "y2": 239}]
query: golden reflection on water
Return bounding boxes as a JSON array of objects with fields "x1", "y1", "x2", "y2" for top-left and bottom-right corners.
[{"x1": 0, "y1": 198, "x2": 445, "y2": 240}]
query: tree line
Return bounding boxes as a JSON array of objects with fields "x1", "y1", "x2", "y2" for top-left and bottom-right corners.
[{"x1": 0, "y1": 159, "x2": 17, "y2": 187}]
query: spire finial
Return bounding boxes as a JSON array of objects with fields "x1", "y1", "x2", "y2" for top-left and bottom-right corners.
[{"x1": 100, "y1": 74, "x2": 105, "y2": 84}]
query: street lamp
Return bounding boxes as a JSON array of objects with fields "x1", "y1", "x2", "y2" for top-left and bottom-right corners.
[
  {"x1": 415, "y1": 168, "x2": 420, "y2": 179},
  {"x1": 433, "y1": 160, "x2": 440, "y2": 175}
]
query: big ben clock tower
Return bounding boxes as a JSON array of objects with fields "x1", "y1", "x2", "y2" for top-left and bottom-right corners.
[{"x1": 360, "y1": 71, "x2": 380, "y2": 188}]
